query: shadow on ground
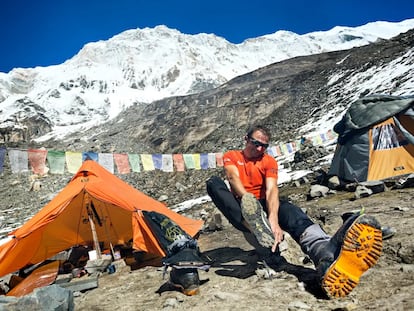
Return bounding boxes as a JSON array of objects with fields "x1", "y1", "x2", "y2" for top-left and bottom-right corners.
[{"x1": 202, "y1": 246, "x2": 327, "y2": 298}]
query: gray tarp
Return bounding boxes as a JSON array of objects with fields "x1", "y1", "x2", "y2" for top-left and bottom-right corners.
[{"x1": 334, "y1": 94, "x2": 414, "y2": 143}]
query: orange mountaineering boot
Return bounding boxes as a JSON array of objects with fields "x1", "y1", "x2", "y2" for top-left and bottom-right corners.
[{"x1": 300, "y1": 212, "x2": 382, "y2": 298}]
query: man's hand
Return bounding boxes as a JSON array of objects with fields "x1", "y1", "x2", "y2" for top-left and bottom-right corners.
[
  {"x1": 270, "y1": 222, "x2": 284, "y2": 253},
  {"x1": 265, "y1": 176, "x2": 282, "y2": 253}
]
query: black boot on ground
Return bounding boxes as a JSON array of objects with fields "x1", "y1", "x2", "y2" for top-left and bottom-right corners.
[{"x1": 169, "y1": 267, "x2": 200, "y2": 296}]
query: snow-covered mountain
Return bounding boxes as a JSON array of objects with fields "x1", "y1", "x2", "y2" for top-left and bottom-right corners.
[{"x1": 1, "y1": 19, "x2": 414, "y2": 142}]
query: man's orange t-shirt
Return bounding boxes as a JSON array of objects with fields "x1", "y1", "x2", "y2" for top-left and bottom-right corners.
[{"x1": 223, "y1": 150, "x2": 278, "y2": 200}]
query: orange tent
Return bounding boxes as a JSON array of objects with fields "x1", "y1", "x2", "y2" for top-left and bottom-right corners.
[
  {"x1": 328, "y1": 95, "x2": 414, "y2": 182},
  {"x1": 0, "y1": 160, "x2": 203, "y2": 277}
]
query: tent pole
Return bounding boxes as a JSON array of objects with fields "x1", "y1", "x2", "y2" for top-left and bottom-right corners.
[{"x1": 88, "y1": 215, "x2": 102, "y2": 259}]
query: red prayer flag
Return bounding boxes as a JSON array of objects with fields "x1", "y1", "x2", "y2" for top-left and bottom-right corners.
[
  {"x1": 28, "y1": 149, "x2": 48, "y2": 175},
  {"x1": 113, "y1": 153, "x2": 131, "y2": 174}
]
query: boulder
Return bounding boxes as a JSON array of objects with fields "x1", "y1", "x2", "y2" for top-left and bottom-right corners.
[{"x1": 0, "y1": 285, "x2": 73, "y2": 311}]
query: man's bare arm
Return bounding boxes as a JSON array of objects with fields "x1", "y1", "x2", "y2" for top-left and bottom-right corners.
[
  {"x1": 266, "y1": 177, "x2": 283, "y2": 252},
  {"x1": 224, "y1": 165, "x2": 248, "y2": 197}
]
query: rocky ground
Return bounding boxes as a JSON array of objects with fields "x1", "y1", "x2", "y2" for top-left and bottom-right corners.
[
  {"x1": 68, "y1": 182, "x2": 414, "y2": 311},
  {"x1": 1, "y1": 151, "x2": 414, "y2": 310}
]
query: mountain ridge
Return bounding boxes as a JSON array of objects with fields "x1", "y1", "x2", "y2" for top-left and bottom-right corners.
[
  {"x1": 1, "y1": 19, "x2": 413, "y2": 145},
  {"x1": 44, "y1": 28, "x2": 412, "y2": 155}
]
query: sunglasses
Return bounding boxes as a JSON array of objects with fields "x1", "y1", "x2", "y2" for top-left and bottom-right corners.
[{"x1": 248, "y1": 136, "x2": 269, "y2": 149}]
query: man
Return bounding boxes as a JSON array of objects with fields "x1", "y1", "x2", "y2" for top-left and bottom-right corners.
[{"x1": 206, "y1": 125, "x2": 382, "y2": 298}]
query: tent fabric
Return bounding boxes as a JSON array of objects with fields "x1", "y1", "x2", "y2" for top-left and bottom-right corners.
[
  {"x1": 329, "y1": 131, "x2": 370, "y2": 182},
  {"x1": 394, "y1": 107, "x2": 414, "y2": 145},
  {"x1": 328, "y1": 95, "x2": 414, "y2": 182},
  {"x1": 334, "y1": 95, "x2": 414, "y2": 137},
  {"x1": 0, "y1": 160, "x2": 203, "y2": 278}
]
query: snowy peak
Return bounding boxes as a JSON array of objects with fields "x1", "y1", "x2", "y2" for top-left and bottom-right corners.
[
  {"x1": 66, "y1": 24, "x2": 239, "y2": 96},
  {"x1": 1, "y1": 19, "x2": 414, "y2": 142}
]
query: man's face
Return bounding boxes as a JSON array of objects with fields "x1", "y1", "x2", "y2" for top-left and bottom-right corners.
[{"x1": 244, "y1": 130, "x2": 269, "y2": 159}]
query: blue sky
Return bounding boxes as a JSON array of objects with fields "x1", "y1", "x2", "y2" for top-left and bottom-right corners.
[{"x1": 1, "y1": 0, "x2": 413, "y2": 73}]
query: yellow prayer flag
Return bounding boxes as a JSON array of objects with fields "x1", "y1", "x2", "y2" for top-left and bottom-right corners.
[
  {"x1": 65, "y1": 151, "x2": 82, "y2": 174},
  {"x1": 141, "y1": 154, "x2": 155, "y2": 171}
]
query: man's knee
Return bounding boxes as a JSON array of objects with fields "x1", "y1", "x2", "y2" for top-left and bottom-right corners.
[
  {"x1": 206, "y1": 176, "x2": 249, "y2": 233},
  {"x1": 206, "y1": 176, "x2": 227, "y2": 194},
  {"x1": 278, "y1": 199, "x2": 314, "y2": 241}
]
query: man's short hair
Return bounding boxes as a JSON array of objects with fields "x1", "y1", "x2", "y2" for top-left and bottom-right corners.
[{"x1": 246, "y1": 125, "x2": 272, "y2": 140}]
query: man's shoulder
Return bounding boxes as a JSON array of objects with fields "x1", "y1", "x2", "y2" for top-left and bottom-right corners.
[
  {"x1": 263, "y1": 153, "x2": 278, "y2": 165},
  {"x1": 263, "y1": 153, "x2": 276, "y2": 160},
  {"x1": 223, "y1": 150, "x2": 242, "y2": 165},
  {"x1": 223, "y1": 150, "x2": 241, "y2": 157}
]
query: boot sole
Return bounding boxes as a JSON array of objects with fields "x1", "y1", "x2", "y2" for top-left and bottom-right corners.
[
  {"x1": 241, "y1": 193, "x2": 274, "y2": 249},
  {"x1": 182, "y1": 287, "x2": 200, "y2": 296},
  {"x1": 321, "y1": 215, "x2": 383, "y2": 298},
  {"x1": 170, "y1": 282, "x2": 200, "y2": 296}
]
